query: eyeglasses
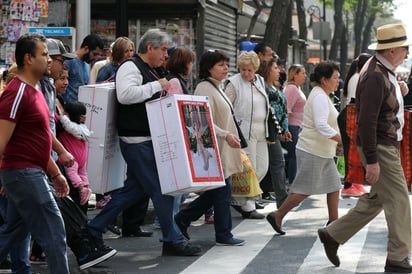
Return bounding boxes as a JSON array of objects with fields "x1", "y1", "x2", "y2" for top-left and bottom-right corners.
[{"x1": 52, "y1": 57, "x2": 65, "y2": 64}]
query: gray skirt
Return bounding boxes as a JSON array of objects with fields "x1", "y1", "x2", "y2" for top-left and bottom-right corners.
[{"x1": 289, "y1": 149, "x2": 341, "y2": 195}]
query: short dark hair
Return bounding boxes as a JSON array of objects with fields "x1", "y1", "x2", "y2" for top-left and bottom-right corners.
[
  {"x1": 253, "y1": 42, "x2": 267, "y2": 55},
  {"x1": 309, "y1": 61, "x2": 340, "y2": 84},
  {"x1": 199, "y1": 50, "x2": 229, "y2": 79},
  {"x1": 256, "y1": 58, "x2": 277, "y2": 82},
  {"x1": 80, "y1": 34, "x2": 104, "y2": 51},
  {"x1": 166, "y1": 47, "x2": 195, "y2": 76},
  {"x1": 64, "y1": 101, "x2": 87, "y2": 124},
  {"x1": 15, "y1": 33, "x2": 46, "y2": 69}
]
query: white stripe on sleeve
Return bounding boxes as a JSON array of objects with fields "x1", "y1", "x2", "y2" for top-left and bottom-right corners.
[{"x1": 10, "y1": 83, "x2": 25, "y2": 119}]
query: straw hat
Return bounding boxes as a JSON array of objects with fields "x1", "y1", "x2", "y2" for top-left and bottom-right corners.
[{"x1": 368, "y1": 23, "x2": 412, "y2": 50}]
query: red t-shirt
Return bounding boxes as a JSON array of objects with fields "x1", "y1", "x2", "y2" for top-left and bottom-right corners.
[{"x1": 0, "y1": 77, "x2": 51, "y2": 172}]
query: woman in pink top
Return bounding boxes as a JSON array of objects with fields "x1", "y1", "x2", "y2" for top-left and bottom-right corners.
[{"x1": 282, "y1": 64, "x2": 306, "y2": 185}]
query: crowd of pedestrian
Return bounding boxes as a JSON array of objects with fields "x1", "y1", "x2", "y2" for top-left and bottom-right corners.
[{"x1": 0, "y1": 22, "x2": 411, "y2": 273}]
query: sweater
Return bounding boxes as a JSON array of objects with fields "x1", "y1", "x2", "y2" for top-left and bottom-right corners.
[
  {"x1": 195, "y1": 78, "x2": 243, "y2": 178},
  {"x1": 283, "y1": 83, "x2": 306, "y2": 126},
  {"x1": 297, "y1": 86, "x2": 339, "y2": 158},
  {"x1": 356, "y1": 55, "x2": 403, "y2": 164}
]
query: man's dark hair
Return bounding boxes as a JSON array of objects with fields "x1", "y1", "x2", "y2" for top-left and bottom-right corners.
[
  {"x1": 80, "y1": 34, "x2": 104, "y2": 51},
  {"x1": 64, "y1": 101, "x2": 87, "y2": 124},
  {"x1": 253, "y1": 42, "x2": 267, "y2": 55},
  {"x1": 15, "y1": 33, "x2": 47, "y2": 69}
]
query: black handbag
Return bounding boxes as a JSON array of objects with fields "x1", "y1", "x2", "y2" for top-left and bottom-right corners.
[
  {"x1": 233, "y1": 117, "x2": 248, "y2": 148},
  {"x1": 205, "y1": 79, "x2": 248, "y2": 148}
]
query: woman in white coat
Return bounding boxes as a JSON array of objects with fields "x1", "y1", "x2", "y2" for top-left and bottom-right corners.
[{"x1": 225, "y1": 51, "x2": 270, "y2": 219}]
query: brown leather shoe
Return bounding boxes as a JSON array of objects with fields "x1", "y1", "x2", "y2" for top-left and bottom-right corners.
[
  {"x1": 318, "y1": 228, "x2": 340, "y2": 267},
  {"x1": 385, "y1": 257, "x2": 412, "y2": 273}
]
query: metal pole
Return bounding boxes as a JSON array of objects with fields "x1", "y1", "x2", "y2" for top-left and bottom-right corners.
[
  {"x1": 76, "y1": 0, "x2": 90, "y2": 49},
  {"x1": 322, "y1": 0, "x2": 327, "y2": 60}
]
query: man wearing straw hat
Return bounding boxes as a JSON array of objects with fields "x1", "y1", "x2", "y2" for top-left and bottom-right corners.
[{"x1": 318, "y1": 23, "x2": 412, "y2": 273}]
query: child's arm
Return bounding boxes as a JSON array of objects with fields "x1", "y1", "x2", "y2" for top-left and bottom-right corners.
[{"x1": 59, "y1": 115, "x2": 92, "y2": 141}]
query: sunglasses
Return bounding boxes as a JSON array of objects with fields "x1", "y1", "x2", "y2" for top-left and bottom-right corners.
[{"x1": 52, "y1": 57, "x2": 65, "y2": 64}]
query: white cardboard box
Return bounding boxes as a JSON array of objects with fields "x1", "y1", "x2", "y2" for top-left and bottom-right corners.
[
  {"x1": 78, "y1": 83, "x2": 126, "y2": 194},
  {"x1": 146, "y1": 94, "x2": 225, "y2": 196}
]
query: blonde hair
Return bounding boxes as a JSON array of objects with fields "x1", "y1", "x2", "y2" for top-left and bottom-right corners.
[
  {"x1": 237, "y1": 51, "x2": 260, "y2": 71},
  {"x1": 112, "y1": 37, "x2": 134, "y2": 64},
  {"x1": 5, "y1": 63, "x2": 18, "y2": 86},
  {"x1": 287, "y1": 64, "x2": 305, "y2": 82}
]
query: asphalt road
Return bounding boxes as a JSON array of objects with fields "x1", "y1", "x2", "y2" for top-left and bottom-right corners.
[{"x1": 31, "y1": 188, "x2": 401, "y2": 274}]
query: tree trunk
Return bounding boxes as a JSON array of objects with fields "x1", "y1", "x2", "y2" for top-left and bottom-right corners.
[
  {"x1": 264, "y1": 0, "x2": 291, "y2": 53},
  {"x1": 295, "y1": 0, "x2": 307, "y2": 40},
  {"x1": 340, "y1": 24, "x2": 348, "y2": 79},
  {"x1": 329, "y1": 0, "x2": 344, "y2": 60},
  {"x1": 246, "y1": 0, "x2": 262, "y2": 40},
  {"x1": 277, "y1": 1, "x2": 292, "y2": 59},
  {"x1": 353, "y1": 0, "x2": 368, "y2": 57},
  {"x1": 361, "y1": 13, "x2": 375, "y2": 53}
]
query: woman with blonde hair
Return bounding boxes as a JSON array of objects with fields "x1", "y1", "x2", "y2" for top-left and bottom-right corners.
[
  {"x1": 282, "y1": 64, "x2": 307, "y2": 185},
  {"x1": 96, "y1": 37, "x2": 134, "y2": 83},
  {"x1": 225, "y1": 51, "x2": 269, "y2": 219}
]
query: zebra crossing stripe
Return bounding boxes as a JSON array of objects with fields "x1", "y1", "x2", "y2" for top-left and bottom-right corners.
[{"x1": 180, "y1": 203, "x2": 295, "y2": 274}]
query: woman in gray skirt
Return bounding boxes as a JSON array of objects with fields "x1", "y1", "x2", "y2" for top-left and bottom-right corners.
[{"x1": 266, "y1": 61, "x2": 342, "y2": 235}]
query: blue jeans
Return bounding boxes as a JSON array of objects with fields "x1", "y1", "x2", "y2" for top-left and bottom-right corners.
[
  {"x1": 88, "y1": 140, "x2": 184, "y2": 244},
  {"x1": 281, "y1": 125, "x2": 301, "y2": 184},
  {"x1": 0, "y1": 168, "x2": 69, "y2": 274},
  {"x1": 173, "y1": 194, "x2": 188, "y2": 216},
  {"x1": 175, "y1": 178, "x2": 233, "y2": 242},
  {"x1": 0, "y1": 185, "x2": 31, "y2": 274}
]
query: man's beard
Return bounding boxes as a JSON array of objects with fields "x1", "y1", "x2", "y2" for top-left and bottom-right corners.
[
  {"x1": 44, "y1": 67, "x2": 51, "y2": 77},
  {"x1": 82, "y1": 52, "x2": 91, "y2": 63}
]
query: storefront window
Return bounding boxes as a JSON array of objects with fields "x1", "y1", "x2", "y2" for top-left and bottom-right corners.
[{"x1": 91, "y1": 17, "x2": 197, "y2": 92}]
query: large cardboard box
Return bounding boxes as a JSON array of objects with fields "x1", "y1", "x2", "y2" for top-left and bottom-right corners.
[
  {"x1": 146, "y1": 94, "x2": 225, "y2": 196},
  {"x1": 78, "y1": 83, "x2": 126, "y2": 194}
]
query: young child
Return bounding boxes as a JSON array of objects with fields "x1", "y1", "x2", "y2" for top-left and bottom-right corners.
[{"x1": 57, "y1": 101, "x2": 92, "y2": 205}]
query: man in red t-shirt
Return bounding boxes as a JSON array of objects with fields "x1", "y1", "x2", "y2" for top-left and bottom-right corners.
[{"x1": 0, "y1": 33, "x2": 70, "y2": 274}]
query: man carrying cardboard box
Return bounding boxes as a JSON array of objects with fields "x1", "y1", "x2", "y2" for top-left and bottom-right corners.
[{"x1": 87, "y1": 29, "x2": 201, "y2": 256}]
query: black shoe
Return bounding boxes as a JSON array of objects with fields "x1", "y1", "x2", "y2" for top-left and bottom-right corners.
[
  {"x1": 107, "y1": 224, "x2": 121, "y2": 235},
  {"x1": 242, "y1": 210, "x2": 265, "y2": 219},
  {"x1": 122, "y1": 227, "x2": 153, "y2": 237},
  {"x1": 87, "y1": 230, "x2": 115, "y2": 253},
  {"x1": 385, "y1": 257, "x2": 412, "y2": 273},
  {"x1": 255, "y1": 202, "x2": 265, "y2": 209},
  {"x1": 266, "y1": 212, "x2": 285, "y2": 235},
  {"x1": 0, "y1": 259, "x2": 11, "y2": 273},
  {"x1": 174, "y1": 215, "x2": 190, "y2": 240},
  {"x1": 162, "y1": 241, "x2": 201, "y2": 256},
  {"x1": 77, "y1": 247, "x2": 117, "y2": 270}
]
